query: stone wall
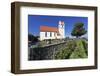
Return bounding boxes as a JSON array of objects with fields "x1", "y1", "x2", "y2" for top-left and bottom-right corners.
[{"x1": 28, "y1": 42, "x2": 67, "y2": 60}]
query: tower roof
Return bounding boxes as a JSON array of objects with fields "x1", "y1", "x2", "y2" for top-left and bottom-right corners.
[{"x1": 59, "y1": 21, "x2": 65, "y2": 26}]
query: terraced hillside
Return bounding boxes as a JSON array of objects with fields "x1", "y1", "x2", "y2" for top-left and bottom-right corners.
[{"x1": 54, "y1": 39, "x2": 88, "y2": 59}]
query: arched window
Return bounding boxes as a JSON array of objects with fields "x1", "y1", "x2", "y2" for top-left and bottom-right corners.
[
  {"x1": 45, "y1": 32, "x2": 47, "y2": 37},
  {"x1": 50, "y1": 32, "x2": 52, "y2": 37}
]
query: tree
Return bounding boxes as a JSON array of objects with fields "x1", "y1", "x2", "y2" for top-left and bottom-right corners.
[
  {"x1": 28, "y1": 33, "x2": 34, "y2": 42},
  {"x1": 28, "y1": 33, "x2": 39, "y2": 43},
  {"x1": 71, "y1": 22, "x2": 87, "y2": 38}
]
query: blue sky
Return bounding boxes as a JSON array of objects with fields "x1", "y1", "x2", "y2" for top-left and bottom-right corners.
[{"x1": 28, "y1": 15, "x2": 88, "y2": 38}]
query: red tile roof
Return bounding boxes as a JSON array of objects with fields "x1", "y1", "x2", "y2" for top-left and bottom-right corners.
[{"x1": 40, "y1": 26, "x2": 59, "y2": 32}]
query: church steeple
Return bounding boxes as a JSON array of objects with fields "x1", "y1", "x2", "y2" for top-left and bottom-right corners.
[{"x1": 58, "y1": 21, "x2": 65, "y2": 38}]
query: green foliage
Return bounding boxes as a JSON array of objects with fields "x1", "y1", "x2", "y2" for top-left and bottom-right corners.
[
  {"x1": 82, "y1": 40, "x2": 88, "y2": 55},
  {"x1": 28, "y1": 33, "x2": 39, "y2": 42},
  {"x1": 54, "y1": 40, "x2": 76, "y2": 59},
  {"x1": 71, "y1": 22, "x2": 87, "y2": 38},
  {"x1": 54, "y1": 39, "x2": 88, "y2": 59},
  {"x1": 70, "y1": 40, "x2": 87, "y2": 58}
]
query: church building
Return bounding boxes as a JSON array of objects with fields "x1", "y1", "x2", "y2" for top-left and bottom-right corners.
[{"x1": 40, "y1": 21, "x2": 65, "y2": 41}]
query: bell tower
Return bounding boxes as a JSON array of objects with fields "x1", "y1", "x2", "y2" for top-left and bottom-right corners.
[{"x1": 58, "y1": 21, "x2": 65, "y2": 39}]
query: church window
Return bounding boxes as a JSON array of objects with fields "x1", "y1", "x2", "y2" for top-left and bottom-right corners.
[
  {"x1": 57, "y1": 33, "x2": 60, "y2": 36},
  {"x1": 45, "y1": 32, "x2": 47, "y2": 37},
  {"x1": 50, "y1": 32, "x2": 52, "y2": 37}
]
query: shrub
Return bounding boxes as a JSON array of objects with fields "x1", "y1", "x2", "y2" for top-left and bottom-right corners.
[
  {"x1": 54, "y1": 40, "x2": 76, "y2": 59},
  {"x1": 54, "y1": 39, "x2": 88, "y2": 59}
]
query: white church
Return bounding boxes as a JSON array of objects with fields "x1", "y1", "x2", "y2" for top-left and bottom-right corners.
[{"x1": 40, "y1": 21, "x2": 65, "y2": 41}]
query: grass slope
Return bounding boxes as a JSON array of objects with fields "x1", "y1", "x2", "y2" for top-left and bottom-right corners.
[{"x1": 54, "y1": 39, "x2": 88, "y2": 59}]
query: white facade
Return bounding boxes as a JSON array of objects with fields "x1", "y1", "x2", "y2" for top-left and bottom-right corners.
[
  {"x1": 40, "y1": 21, "x2": 65, "y2": 41},
  {"x1": 40, "y1": 32, "x2": 56, "y2": 40}
]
